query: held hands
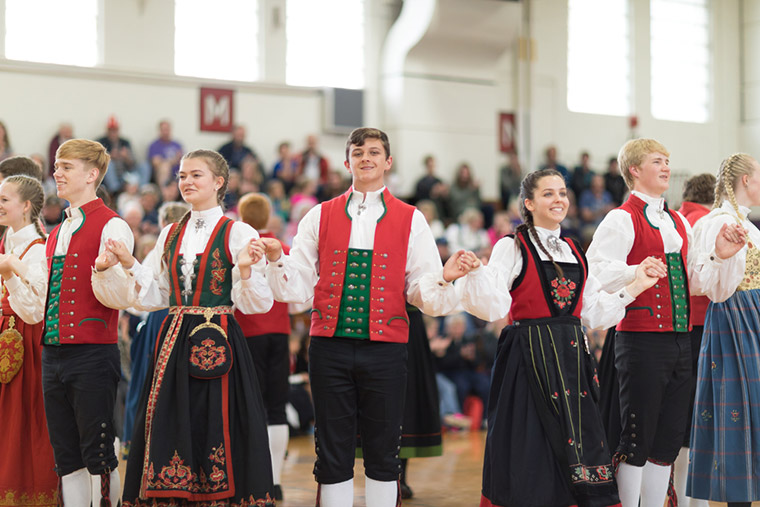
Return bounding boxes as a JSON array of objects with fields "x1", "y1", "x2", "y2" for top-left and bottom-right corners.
[
  {"x1": 626, "y1": 256, "x2": 667, "y2": 298},
  {"x1": 256, "y1": 237, "x2": 284, "y2": 263},
  {"x1": 715, "y1": 223, "x2": 748, "y2": 260},
  {"x1": 238, "y1": 239, "x2": 266, "y2": 270},
  {"x1": 94, "y1": 239, "x2": 135, "y2": 272},
  {"x1": 442, "y1": 250, "x2": 481, "y2": 283}
]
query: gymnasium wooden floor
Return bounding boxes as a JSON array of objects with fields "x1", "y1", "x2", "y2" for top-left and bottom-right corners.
[{"x1": 276, "y1": 430, "x2": 487, "y2": 506}]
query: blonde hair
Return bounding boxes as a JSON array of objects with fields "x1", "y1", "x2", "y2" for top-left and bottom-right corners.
[
  {"x1": 714, "y1": 153, "x2": 757, "y2": 221},
  {"x1": 56, "y1": 139, "x2": 110, "y2": 188},
  {"x1": 618, "y1": 138, "x2": 670, "y2": 189},
  {"x1": 3, "y1": 175, "x2": 46, "y2": 239}
]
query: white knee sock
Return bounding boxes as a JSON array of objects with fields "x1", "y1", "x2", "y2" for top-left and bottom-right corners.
[
  {"x1": 674, "y1": 447, "x2": 689, "y2": 503},
  {"x1": 61, "y1": 468, "x2": 91, "y2": 507},
  {"x1": 617, "y1": 462, "x2": 643, "y2": 507},
  {"x1": 365, "y1": 476, "x2": 398, "y2": 507},
  {"x1": 90, "y1": 469, "x2": 121, "y2": 507},
  {"x1": 319, "y1": 478, "x2": 353, "y2": 507},
  {"x1": 640, "y1": 460, "x2": 671, "y2": 507},
  {"x1": 268, "y1": 424, "x2": 289, "y2": 485}
]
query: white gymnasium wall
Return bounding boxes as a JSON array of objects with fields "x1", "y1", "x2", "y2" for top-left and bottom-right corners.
[
  {"x1": 0, "y1": 0, "x2": 751, "y2": 202},
  {"x1": 529, "y1": 0, "x2": 742, "y2": 201}
]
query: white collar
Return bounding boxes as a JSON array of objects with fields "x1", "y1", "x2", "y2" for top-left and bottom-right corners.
[
  {"x1": 6, "y1": 223, "x2": 41, "y2": 251},
  {"x1": 632, "y1": 190, "x2": 665, "y2": 211},
  {"x1": 350, "y1": 186, "x2": 385, "y2": 204},
  {"x1": 190, "y1": 206, "x2": 223, "y2": 222},
  {"x1": 720, "y1": 200, "x2": 751, "y2": 219},
  {"x1": 534, "y1": 225, "x2": 561, "y2": 239}
]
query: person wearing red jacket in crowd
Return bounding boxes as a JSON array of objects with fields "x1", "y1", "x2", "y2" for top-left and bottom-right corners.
[
  {"x1": 673, "y1": 174, "x2": 714, "y2": 507},
  {"x1": 234, "y1": 192, "x2": 293, "y2": 502}
]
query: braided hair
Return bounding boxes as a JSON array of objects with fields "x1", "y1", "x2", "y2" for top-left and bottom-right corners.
[
  {"x1": 515, "y1": 168, "x2": 565, "y2": 278},
  {"x1": 714, "y1": 153, "x2": 757, "y2": 221},
  {"x1": 161, "y1": 149, "x2": 229, "y2": 267},
  {"x1": 3, "y1": 175, "x2": 46, "y2": 240}
]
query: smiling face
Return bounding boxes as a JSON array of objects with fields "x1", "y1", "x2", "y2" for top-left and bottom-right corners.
[
  {"x1": 0, "y1": 181, "x2": 31, "y2": 231},
  {"x1": 53, "y1": 157, "x2": 98, "y2": 206},
  {"x1": 524, "y1": 175, "x2": 568, "y2": 230},
  {"x1": 177, "y1": 158, "x2": 224, "y2": 211},
  {"x1": 344, "y1": 138, "x2": 392, "y2": 192},
  {"x1": 630, "y1": 151, "x2": 670, "y2": 197}
]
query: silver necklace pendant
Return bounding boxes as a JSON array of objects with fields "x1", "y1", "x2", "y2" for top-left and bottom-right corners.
[
  {"x1": 546, "y1": 235, "x2": 563, "y2": 254},
  {"x1": 194, "y1": 218, "x2": 206, "y2": 232},
  {"x1": 357, "y1": 203, "x2": 367, "y2": 215}
]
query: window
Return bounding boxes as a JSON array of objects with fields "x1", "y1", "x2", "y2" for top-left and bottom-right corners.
[
  {"x1": 567, "y1": 0, "x2": 631, "y2": 116},
  {"x1": 175, "y1": 0, "x2": 259, "y2": 81},
  {"x1": 650, "y1": 0, "x2": 710, "y2": 123},
  {"x1": 286, "y1": 0, "x2": 364, "y2": 89},
  {"x1": 5, "y1": 0, "x2": 99, "y2": 67}
]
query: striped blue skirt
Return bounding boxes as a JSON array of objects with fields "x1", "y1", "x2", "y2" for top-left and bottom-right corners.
[{"x1": 687, "y1": 288, "x2": 760, "y2": 502}]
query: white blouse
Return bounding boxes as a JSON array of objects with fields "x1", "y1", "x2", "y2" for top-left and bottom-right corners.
[
  {"x1": 2, "y1": 223, "x2": 47, "y2": 324},
  {"x1": 459, "y1": 226, "x2": 635, "y2": 330},
  {"x1": 93, "y1": 206, "x2": 273, "y2": 314},
  {"x1": 690, "y1": 200, "x2": 760, "y2": 302},
  {"x1": 266, "y1": 186, "x2": 460, "y2": 317}
]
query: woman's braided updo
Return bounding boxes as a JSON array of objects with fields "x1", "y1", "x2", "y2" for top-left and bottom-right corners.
[
  {"x1": 3, "y1": 175, "x2": 46, "y2": 239},
  {"x1": 516, "y1": 168, "x2": 565, "y2": 278},
  {"x1": 714, "y1": 153, "x2": 757, "y2": 221}
]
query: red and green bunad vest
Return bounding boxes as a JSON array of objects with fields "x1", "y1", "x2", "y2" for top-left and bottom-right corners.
[
  {"x1": 310, "y1": 189, "x2": 415, "y2": 344},
  {"x1": 616, "y1": 194, "x2": 691, "y2": 333},
  {"x1": 43, "y1": 198, "x2": 120, "y2": 345},
  {"x1": 166, "y1": 217, "x2": 235, "y2": 308}
]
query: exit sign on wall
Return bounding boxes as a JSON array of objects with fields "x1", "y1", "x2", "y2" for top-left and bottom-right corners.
[{"x1": 200, "y1": 87, "x2": 234, "y2": 133}]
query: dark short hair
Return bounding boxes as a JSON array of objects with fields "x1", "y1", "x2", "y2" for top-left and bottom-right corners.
[
  {"x1": 345, "y1": 128, "x2": 390, "y2": 161},
  {"x1": 0, "y1": 155, "x2": 43, "y2": 181},
  {"x1": 682, "y1": 173, "x2": 716, "y2": 204}
]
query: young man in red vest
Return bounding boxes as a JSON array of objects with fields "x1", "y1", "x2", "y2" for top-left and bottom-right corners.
[
  {"x1": 42, "y1": 139, "x2": 134, "y2": 506},
  {"x1": 259, "y1": 127, "x2": 475, "y2": 507},
  {"x1": 587, "y1": 139, "x2": 744, "y2": 507}
]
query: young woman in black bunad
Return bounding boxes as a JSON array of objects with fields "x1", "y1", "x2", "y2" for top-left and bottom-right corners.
[
  {"x1": 94, "y1": 149, "x2": 276, "y2": 506},
  {"x1": 457, "y1": 168, "x2": 665, "y2": 507}
]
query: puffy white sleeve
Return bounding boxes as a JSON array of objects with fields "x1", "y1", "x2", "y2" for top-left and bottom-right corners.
[
  {"x1": 458, "y1": 236, "x2": 522, "y2": 322},
  {"x1": 265, "y1": 205, "x2": 321, "y2": 304},
  {"x1": 689, "y1": 212, "x2": 742, "y2": 302},
  {"x1": 579, "y1": 273, "x2": 635, "y2": 330},
  {"x1": 586, "y1": 209, "x2": 638, "y2": 292},
  {"x1": 91, "y1": 217, "x2": 138, "y2": 310},
  {"x1": 228, "y1": 222, "x2": 273, "y2": 315},
  {"x1": 4, "y1": 242, "x2": 48, "y2": 324},
  {"x1": 406, "y1": 210, "x2": 460, "y2": 317}
]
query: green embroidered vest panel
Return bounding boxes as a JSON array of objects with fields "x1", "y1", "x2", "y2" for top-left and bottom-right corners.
[
  {"x1": 168, "y1": 218, "x2": 234, "y2": 308},
  {"x1": 335, "y1": 248, "x2": 373, "y2": 339},
  {"x1": 666, "y1": 252, "x2": 689, "y2": 332},
  {"x1": 43, "y1": 255, "x2": 65, "y2": 345}
]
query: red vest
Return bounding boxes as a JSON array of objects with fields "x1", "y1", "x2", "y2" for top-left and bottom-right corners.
[
  {"x1": 509, "y1": 231, "x2": 586, "y2": 321},
  {"x1": 235, "y1": 232, "x2": 291, "y2": 336},
  {"x1": 45, "y1": 199, "x2": 120, "y2": 344},
  {"x1": 616, "y1": 195, "x2": 691, "y2": 332},
  {"x1": 678, "y1": 201, "x2": 710, "y2": 326},
  {"x1": 310, "y1": 189, "x2": 414, "y2": 343}
]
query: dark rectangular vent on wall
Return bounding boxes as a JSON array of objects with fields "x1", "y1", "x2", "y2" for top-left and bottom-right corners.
[{"x1": 324, "y1": 88, "x2": 364, "y2": 134}]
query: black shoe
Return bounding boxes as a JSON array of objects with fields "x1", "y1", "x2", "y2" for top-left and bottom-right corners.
[
  {"x1": 274, "y1": 484, "x2": 283, "y2": 501},
  {"x1": 400, "y1": 481, "x2": 413, "y2": 499}
]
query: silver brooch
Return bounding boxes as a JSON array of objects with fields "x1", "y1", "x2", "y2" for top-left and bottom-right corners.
[
  {"x1": 546, "y1": 235, "x2": 563, "y2": 254},
  {"x1": 357, "y1": 203, "x2": 367, "y2": 216},
  {"x1": 194, "y1": 218, "x2": 206, "y2": 232}
]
